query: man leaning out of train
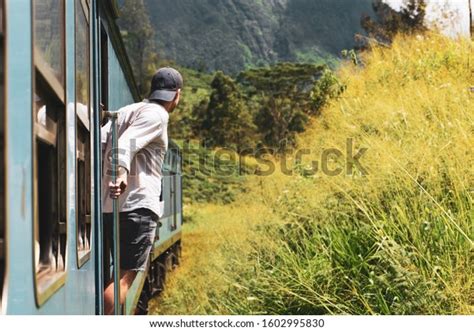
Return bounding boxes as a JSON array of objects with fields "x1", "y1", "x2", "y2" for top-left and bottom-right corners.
[{"x1": 101, "y1": 67, "x2": 183, "y2": 315}]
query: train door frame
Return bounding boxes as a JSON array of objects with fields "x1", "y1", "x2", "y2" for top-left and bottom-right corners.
[
  {"x1": 0, "y1": 0, "x2": 6, "y2": 314},
  {"x1": 90, "y1": 0, "x2": 105, "y2": 314},
  {"x1": 99, "y1": 21, "x2": 112, "y2": 290},
  {"x1": 91, "y1": 0, "x2": 142, "y2": 314}
]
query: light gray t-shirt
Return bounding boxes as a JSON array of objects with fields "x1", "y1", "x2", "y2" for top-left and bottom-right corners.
[{"x1": 101, "y1": 100, "x2": 169, "y2": 217}]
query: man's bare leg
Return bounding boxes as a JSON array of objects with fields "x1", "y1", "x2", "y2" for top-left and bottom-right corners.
[{"x1": 104, "y1": 270, "x2": 137, "y2": 315}]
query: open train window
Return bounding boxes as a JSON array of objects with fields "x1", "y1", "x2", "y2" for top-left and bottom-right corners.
[
  {"x1": 32, "y1": 0, "x2": 67, "y2": 306},
  {"x1": 0, "y1": 0, "x2": 5, "y2": 307},
  {"x1": 75, "y1": 0, "x2": 91, "y2": 268}
]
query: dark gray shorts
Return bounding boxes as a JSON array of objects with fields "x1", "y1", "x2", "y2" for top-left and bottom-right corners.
[{"x1": 103, "y1": 208, "x2": 158, "y2": 272}]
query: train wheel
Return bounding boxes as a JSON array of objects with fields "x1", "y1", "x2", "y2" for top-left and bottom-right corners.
[
  {"x1": 135, "y1": 278, "x2": 151, "y2": 315},
  {"x1": 164, "y1": 251, "x2": 173, "y2": 272},
  {"x1": 171, "y1": 242, "x2": 181, "y2": 267},
  {"x1": 157, "y1": 255, "x2": 168, "y2": 291},
  {"x1": 149, "y1": 258, "x2": 166, "y2": 296}
]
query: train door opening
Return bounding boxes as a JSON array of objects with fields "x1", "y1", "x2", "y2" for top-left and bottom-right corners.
[
  {"x1": 0, "y1": 0, "x2": 5, "y2": 308},
  {"x1": 32, "y1": 0, "x2": 68, "y2": 305}
]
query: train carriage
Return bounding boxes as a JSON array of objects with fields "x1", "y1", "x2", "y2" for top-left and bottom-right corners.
[{"x1": 0, "y1": 0, "x2": 182, "y2": 315}]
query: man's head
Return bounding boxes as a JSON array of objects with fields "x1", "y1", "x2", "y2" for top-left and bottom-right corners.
[{"x1": 149, "y1": 67, "x2": 183, "y2": 113}]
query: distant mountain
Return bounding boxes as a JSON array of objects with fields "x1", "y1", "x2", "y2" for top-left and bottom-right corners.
[{"x1": 145, "y1": 0, "x2": 375, "y2": 73}]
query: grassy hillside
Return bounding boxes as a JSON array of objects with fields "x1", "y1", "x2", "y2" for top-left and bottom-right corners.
[
  {"x1": 145, "y1": 0, "x2": 373, "y2": 73},
  {"x1": 177, "y1": 140, "x2": 255, "y2": 205},
  {"x1": 150, "y1": 34, "x2": 473, "y2": 315}
]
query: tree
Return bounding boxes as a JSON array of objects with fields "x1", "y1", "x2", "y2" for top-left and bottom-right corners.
[
  {"x1": 118, "y1": 0, "x2": 156, "y2": 97},
  {"x1": 470, "y1": 0, "x2": 473, "y2": 39},
  {"x1": 238, "y1": 63, "x2": 334, "y2": 149},
  {"x1": 360, "y1": 0, "x2": 427, "y2": 46},
  {"x1": 401, "y1": 0, "x2": 426, "y2": 30},
  {"x1": 193, "y1": 72, "x2": 256, "y2": 151}
]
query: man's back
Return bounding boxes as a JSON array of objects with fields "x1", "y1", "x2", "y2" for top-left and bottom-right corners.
[{"x1": 101, "y1": 100, "x2": 169, "y2": 217}]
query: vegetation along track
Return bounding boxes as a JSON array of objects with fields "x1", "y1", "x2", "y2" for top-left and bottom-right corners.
[{"x1": 150, "y1": 33, "x2": 473, "y2": 315}]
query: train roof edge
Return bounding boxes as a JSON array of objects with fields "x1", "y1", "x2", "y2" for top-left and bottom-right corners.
[{"x1": 99, "y1": 0, "x2": 141, "y2": 103}]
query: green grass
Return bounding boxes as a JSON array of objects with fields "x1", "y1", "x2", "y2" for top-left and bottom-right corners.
[{"x1": 176, "y1": 140, "x2": 254, "y2": 205}]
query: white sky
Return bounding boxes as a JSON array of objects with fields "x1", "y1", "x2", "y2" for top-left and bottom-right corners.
[{"x1": 384, "y1": 0, "x2": 472, "y2": 36}]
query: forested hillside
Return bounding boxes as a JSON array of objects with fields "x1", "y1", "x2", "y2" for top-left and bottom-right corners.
[{"x1": 144, "y1": 0, "x2": 374, "y2": 73}]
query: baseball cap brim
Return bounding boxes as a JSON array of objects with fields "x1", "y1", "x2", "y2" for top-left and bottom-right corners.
[{"x1": 149, "y1": 89, "x2": 178, "y2": 102}]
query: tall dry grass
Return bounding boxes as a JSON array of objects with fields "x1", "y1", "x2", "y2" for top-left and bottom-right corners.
[{"x1": 152, "y1": 33, "x2": 473, "y2": 315}]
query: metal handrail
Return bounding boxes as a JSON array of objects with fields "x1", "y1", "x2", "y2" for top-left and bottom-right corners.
[{"x1": 104, "y1": 110, "x2": 121, "y2": 315}]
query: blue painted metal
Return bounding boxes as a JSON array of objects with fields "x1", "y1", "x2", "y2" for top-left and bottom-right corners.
[
  {"x1": 63, "y1": 0, "x2": 96, "y2": 315},
  {"x1": 104, "y1": 25, "x2": 136, "y2": 316},
  {"x1": 5, "y1": 0, "x2": 35, "y2": 315},
  {"x1": 2, "y1": 0, "x2": 184, "y2": 315},
  {"x1": 156, "y1": 146, "x2": 183, "y2": 251},
  {"x1": 5, "y1": 0, "x2": 96, "y2": 314},
  {"x1": 61, "y1": 0, "x2": 96, "y2": 315},
  {"x1": 107, "y1": 38, "x2": 135, "y2": 110}
]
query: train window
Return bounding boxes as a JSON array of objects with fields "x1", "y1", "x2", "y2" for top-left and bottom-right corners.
[
  {"x1": 0, "y1": 0, "x2": 5, "y2": 306},
  {"x1": 33, "y1": 0, "x2": 67, "y2": 306},
  {"x1": 33, "y1": 0, "x2": 65, "y2": 92},
  {"x1": 164, "y1": 151, "x2": 171, "y2": 172},
  {"x1": 176, "y1": 153, "x2": 182, "y2": 174},
  {"x1": 170, "y1": 153, "x2": 176, "y2": 174},
  {"x1": 75, "y1": 0, "x2": 91, "y2": 267}
]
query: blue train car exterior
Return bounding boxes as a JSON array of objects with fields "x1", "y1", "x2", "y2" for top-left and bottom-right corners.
[{"x1": 0, "y1": 0, "x2": 183, "y2": 315}]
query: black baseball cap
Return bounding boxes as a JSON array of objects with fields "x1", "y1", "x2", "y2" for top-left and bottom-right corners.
[{"x1": 149, "y1": 67, "x2": 184, "y2": 102}]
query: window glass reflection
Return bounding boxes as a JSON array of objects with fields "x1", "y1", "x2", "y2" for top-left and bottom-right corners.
[
  {"x1": 33, "y1": 0, "x2": 65, "y2": 86},
  {"x1": 75, "y1": 0, "x2": 91, "y2": 265},
  {"x1": 76, "y1": 0, "x2": 89, "y2": 113}
]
